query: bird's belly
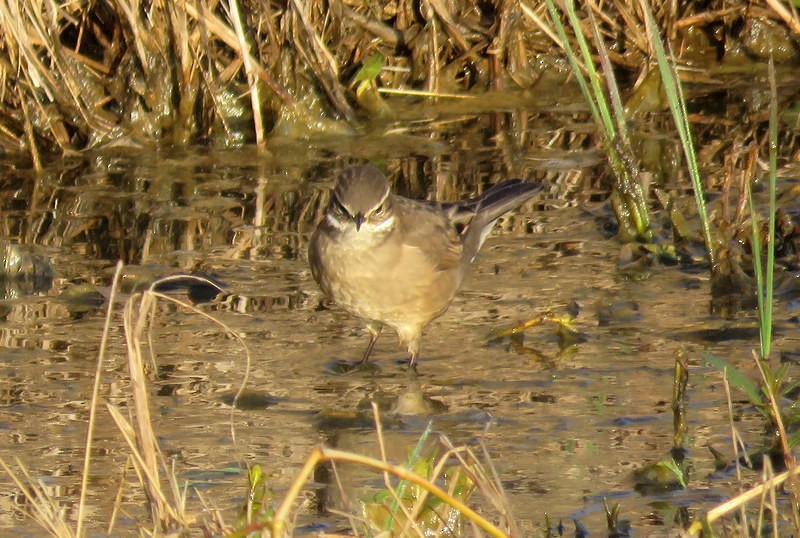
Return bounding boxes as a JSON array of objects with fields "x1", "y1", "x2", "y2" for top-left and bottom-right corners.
[{"x1": 317, "y1": 243, "x2": 459, "y2": 329}]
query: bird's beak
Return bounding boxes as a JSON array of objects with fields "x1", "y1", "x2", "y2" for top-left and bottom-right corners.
[{"x1": 355, "y1": 212, "x2": 365, "y2": 231}]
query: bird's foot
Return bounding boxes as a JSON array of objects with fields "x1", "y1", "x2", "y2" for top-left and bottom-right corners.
[
  {"x1": 395, "y1": 357, "x2": 419, "y2": 378},
  {"x1": 324, "y1": 358, "x2": 381, "y2": 375}
]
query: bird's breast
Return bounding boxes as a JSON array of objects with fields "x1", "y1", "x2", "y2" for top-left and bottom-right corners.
[{"x1": 309, "y1": 227, "x2": 461, "y2": 329}]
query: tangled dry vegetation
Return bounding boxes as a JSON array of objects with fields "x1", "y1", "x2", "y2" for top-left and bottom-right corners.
[{"x1": 0, "y1": 0, "x2": 798, "y2": 165}]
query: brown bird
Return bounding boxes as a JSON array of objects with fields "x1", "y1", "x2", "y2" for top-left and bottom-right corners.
[{"x1": 309, "y1": 164, "x2": 542, "y2": 367}]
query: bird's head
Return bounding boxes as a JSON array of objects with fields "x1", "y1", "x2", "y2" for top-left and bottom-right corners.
[{"x1": 327, "y1": 164, "x2": 395, "y2": 235}]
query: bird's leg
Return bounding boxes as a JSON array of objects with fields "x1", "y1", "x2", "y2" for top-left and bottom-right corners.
[
  {"x1": 407, "y1": 339, "x2": 420, "y2": 369},
  {"x1": 360, "y1": 322, "x2": 382, "y2": 364}
]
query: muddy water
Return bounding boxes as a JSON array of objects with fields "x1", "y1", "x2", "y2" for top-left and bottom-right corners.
[{"x1": 0, "y1": 110, "x2": 794, "y2": 534}]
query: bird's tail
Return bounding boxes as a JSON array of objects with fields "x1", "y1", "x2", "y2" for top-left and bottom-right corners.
[{"x1": 460, "y1": 180, "x2": 543, "y2": 262}]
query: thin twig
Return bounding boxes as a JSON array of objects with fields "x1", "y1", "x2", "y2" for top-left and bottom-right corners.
[
  {"x1": 722, "y1": 369, "x2": 748, "y2": 534},
  {"x1": 377, "y1": 87, "x2": 476, "y2": 99},
  {"x1": 764, "y1": 0, "x2": 800, "y2": 36},
  {"x1": 76, "y1": 260, "x2": 124, "y2": 537}
]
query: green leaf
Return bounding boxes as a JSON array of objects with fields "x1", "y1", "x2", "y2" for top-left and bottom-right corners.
[
  {"x1": 702, "y1": 351, "x2": 763, "y2": 406},
  {"x1": 658, "y1": 459, "x2": 686, "y2": 489},
  {"x1": 352, "y1": 53, "x2": 385, "y2": 84},
  {"x1": 788, "y1": 428, "x2": 800, "y2": 449}
]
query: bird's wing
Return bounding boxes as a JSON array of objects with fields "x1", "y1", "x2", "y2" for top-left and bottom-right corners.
[
  {"x1": 393, "y1": 197, "x2": 463, "y2": 272},
  {"x1": 455, "y1": 180, "x2": 543, "y2": 261}
]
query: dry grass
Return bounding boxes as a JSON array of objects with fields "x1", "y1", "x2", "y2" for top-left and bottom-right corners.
[{"x1": 1, "y1": 0, "x2": 797, "y2": 163}]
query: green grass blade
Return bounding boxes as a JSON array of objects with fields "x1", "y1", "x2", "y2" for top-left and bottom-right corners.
[
  {"x1": 586, "y1": 6, "x2": 629, "y2": 149},
  {"x1": 641, "y1": 2, "x2": 715, "y2": 268},
  {"x1": 544, "y1": 0, "x2": 602, "y2": 126},
  {"x1": 702, "y1": 351, "x2": 763, "y2": 406},
  {"x1": 788, "y1": 429, "x2": 800, "y2": 450},
  {"x1": 763, "y1": 57, "x2": 777, "y2": 359},
  {"x1": 748, "y1": 186, "x2": 767, "y2": 356},
  {"x1": 563, "y1": 0, "x2": 615, "y2": 137},
  {"x1": 382, "y1": 421, "x2": 433, "y2": 532},
  {"x1": 546, "y1": 0, "x2": 651, "y2": 241},
  {"x1": 748, "y1": 59, "x2": 778, "y2": 360}
]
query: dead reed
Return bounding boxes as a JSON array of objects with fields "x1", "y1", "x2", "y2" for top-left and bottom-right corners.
[{"x1": 1, "y1": 0, "x2": 797, "y2": 165}]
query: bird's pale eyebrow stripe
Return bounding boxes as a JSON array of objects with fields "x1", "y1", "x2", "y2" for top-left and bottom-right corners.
[
  {"x1": 378, "y1": 188, "x2": 390, "y2": 205},
  {"x1": 325, "y1": 212, "x2": 350, "y2": 230},
  {"x1": 370, "y1": 215, "x2": 395, "y2": 232}
]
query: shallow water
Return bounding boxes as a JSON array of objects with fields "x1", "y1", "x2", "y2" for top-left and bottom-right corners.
[{"x1": 0, "y1": 102, "x2": 797, "y2": 536}]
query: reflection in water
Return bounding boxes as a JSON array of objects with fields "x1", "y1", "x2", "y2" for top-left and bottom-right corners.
[{"x1": 0, "y1": 107, "x2": 795, "y2": 534}]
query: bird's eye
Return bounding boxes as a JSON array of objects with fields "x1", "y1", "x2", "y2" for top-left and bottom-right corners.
[
  {"x1": 374, "y1": 203, "x2": 384, "y2": 215},
  {"x1": 332, "y1": 196, "x2": 349, "y2": 217}
]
